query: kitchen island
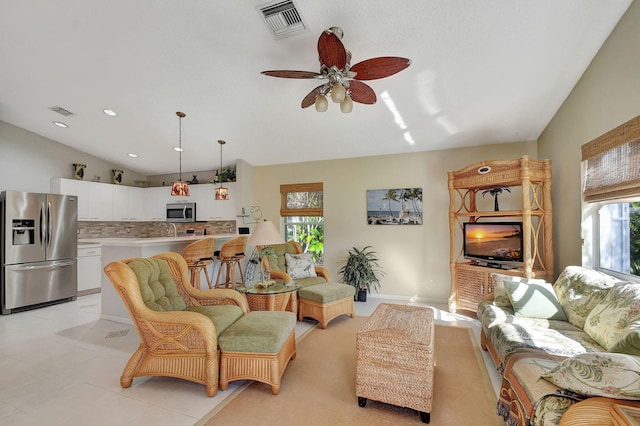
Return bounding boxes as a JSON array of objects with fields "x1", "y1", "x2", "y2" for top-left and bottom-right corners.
[{"x1": 81, "y1": 234, "x2": 238, "y2": 323}]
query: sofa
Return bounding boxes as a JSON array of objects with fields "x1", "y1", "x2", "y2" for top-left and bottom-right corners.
[{"x1": 477, "y1": 266, "x2": 640, "y2": 425}]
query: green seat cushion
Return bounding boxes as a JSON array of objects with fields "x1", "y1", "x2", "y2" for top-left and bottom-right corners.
[
  {"x1": 298, "y1": 283, "x2": 355, "y2": 303},
  {"x1": 296, "y1": 276, "x2": 329, "y2": 288},
  {"x1": 218, "y1": 311, "x2": 296, "y2": 353},
  {"x1": 185, "y1": 305, "x2": 244, "y2": 337},
  {"x1": 128, "y1": 258, "x2": 186, "y2": 312}
]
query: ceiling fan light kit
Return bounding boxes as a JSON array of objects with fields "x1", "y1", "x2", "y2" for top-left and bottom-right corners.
[
  {"x1": 262, "y1": 26, "x2": 410, "y2": 113},
  {"x1": 171, "y1": 111, "x2": 190, "y2": 197}
]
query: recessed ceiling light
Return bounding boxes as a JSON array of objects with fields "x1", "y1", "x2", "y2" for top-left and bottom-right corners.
[
  {"x1": 53, "y1": 121, "x2": 68, "y2": 128},
  {"x1": 103, "y1": 109, "x2": 117, "y2": 116},
  {"x1": 173, "y1": 146, "x2": 183, "y2": 152},
  {"x1": 127, "y1": 153, "x2": 138, "y2": 158}
]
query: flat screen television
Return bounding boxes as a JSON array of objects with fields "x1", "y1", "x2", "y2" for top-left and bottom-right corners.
[{"x1": 463, "y1": 222, "x2": 523, "y2": 266}]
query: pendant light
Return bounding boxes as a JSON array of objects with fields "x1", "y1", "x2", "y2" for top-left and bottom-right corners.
[
  {"x1": 171, "y1": 111, "x2": 190, "y2": 196},
  {"x1": 215, "y1": 140, "x2": 229, "y2": 200}
]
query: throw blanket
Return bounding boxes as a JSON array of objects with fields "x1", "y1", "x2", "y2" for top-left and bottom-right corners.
[{"x1": 498, "y1": 351, "x2": 585, "y2": 426}]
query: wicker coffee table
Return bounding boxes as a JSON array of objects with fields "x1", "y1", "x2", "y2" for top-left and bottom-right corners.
[{"x1": 356, "y1": 303, "x2": 435, "y2": 423}]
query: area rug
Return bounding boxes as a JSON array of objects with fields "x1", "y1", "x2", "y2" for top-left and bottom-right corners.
[{"x1": 199, "y1": 315, "x2": 501, "y2": 425}]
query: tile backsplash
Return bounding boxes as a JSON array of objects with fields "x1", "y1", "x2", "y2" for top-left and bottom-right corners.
[{"x1": 78, "y1": 220, "x2": 238, "y2": 239}]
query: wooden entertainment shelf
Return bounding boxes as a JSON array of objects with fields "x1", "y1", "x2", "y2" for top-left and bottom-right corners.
[{"x1": 448, "y1": 156, "x2": 554, "y2": 313}]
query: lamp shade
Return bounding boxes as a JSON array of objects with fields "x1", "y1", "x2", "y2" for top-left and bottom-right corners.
[
  {"x1": 215, "y1": 186, "x2": 229, "y2": 200},
  {"x1": 247, "y1": 220, "x2": 284, "y2": 247},
  {"x1": 171, "y1": 181, "x2": 190, "y2": 196}
]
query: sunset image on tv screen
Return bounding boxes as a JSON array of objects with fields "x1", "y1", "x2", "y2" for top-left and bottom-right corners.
[{"x1": 465, "y1": 223, "x2": 522, "y2": 260}]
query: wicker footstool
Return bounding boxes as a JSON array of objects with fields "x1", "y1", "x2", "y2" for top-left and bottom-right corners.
[
  {"x1": 218, "y1": 311, "x2": 297, "y2": 395},
  {"x1": 298, "y1": 283, "x2": 356, "y2": 328},
  {"x1": 356, "y1": 303, "x2": 435, "y2": 423}
]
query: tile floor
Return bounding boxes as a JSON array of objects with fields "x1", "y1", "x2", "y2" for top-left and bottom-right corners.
[{"x1": 0, "y1": 293, "x2": 501, "y2": 426}]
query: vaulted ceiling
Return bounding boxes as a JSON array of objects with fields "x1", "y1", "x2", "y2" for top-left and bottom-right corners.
[{"x1": 0, "y1": 1, "x2": 632, "y2": 175}]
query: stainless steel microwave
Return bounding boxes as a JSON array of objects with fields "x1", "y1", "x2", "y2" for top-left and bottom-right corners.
[{"x1": 166, "y1": 203, "x2": 196, "y2": 222}]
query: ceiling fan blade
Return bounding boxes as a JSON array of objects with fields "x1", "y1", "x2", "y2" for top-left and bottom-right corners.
[
  {"x1": 318, "y1": 30, "x2": 347, "y2": 69},
  {"x1": 348, "y1": 80, "x2": 377, "y2": 104},
  {"x1": 261, "y1": 70, "x2": 322, "y2": 79},
  {"x1": 301, "y1": 85, "x2": 325, "y2": 108},
  {"x1": 350, "y1": 57, "x2": 412, "y2": 80}
]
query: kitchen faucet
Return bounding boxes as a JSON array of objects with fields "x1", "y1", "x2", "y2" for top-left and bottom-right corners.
[{"x1": 167, "y1": 223, "x2": 177, "y2": 237}]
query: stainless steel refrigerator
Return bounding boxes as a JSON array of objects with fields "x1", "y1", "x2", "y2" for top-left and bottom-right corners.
[{"x1": 1, "y1": 190, "x2": 78, "y2": 314}]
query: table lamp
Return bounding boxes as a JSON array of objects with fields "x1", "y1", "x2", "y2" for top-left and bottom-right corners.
[{"x1": 247, "y1": 220, "x2": 285, "y2": 285}]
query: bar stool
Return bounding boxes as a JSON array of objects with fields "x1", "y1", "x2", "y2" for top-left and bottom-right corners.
[
  {"x1": 215, "y1": 236, "x2": 247, "y2": 289},
  {"x1": 182, "y1": 237, "x2": 216, "y2": 289}
]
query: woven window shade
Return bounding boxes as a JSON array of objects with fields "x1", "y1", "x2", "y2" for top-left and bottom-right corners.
[
  {"x1": 280, "y1": 182, "x2": 323, "y2": 217},
  {"x1": 582, "y1": 115, "x2": 640, "y2": 203}
]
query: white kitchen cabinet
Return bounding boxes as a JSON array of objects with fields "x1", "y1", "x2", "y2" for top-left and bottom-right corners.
[
  {"x1": 51, "y1": 178, "x2": 89, "y2": 220},
  {"x1": 192, "y1": 182, "x2": 237, "y2": 220},
  {"x1": 113, "y1": 186, "x2": 145, "y2": 221},
  {"x1": 77, "y1": 244, "x2": 102, "y2": 293},
  {"x1": 215, "y1": 182, "x2": 237, "y2": 219},
  {"x1": 87, "y1": 182, "x2": 113, "y2": 221},
  {"x1": 51, "y1": 178, "x2": 112, "y2": 221},
  {"x1": 51, "y1": 178, "x2": 238, "y2": 223},
  {"x1": 190, "y1": 184, "x2": 217, "y2": 221},
  {"x1": 143, "y1": 186, "x2": 172, "y2": 221}
]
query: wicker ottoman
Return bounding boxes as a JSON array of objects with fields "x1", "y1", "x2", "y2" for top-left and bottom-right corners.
[
  {"x1": 218, "y1": 311, "x2": 297, "y2": 395},
  {"x1": 356, "y1": 303, "x2": 435, "y2": 423},
  {"x1": 298, "y1": 283, "x2": 355, "y2": 329}
]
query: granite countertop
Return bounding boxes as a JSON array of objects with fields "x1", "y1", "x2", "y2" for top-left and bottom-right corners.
[{"x1": 79, "y1": 233, "x2": 239, "y2": 246}]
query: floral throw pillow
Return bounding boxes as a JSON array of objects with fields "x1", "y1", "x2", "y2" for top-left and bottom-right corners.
[
  {"x1": 584, "y1": 282, "x2": 640, "y2": 355},
  {"x1": 541, "y1": 352, "x2": 640, "y2": 400},
  {"x1": 285, "y1": 253, "x2": 317, "y2": 280},
  {"x1": 553, "y1": 266, "x2": 619, "y2": 329}
]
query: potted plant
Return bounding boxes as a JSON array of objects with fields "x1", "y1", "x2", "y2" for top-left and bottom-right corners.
[{"x1": 338, "y1": 246, "x2": 384, "y2": 302}]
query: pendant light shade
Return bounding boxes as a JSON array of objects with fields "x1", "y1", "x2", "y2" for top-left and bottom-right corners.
[
  {"x1": 171, "y1": 111, "x2": 190, "y2": 197},
  {"x1": 331, "y1": 83, "x2": 346, "y2": 103},
  {"x1": 340, "y1": 94, "x2": 353, "y2": 113},
  {"x1": 314, "y1": 94, "x2": 328, "y2": 112},
  {"x1": 215, "y1": 140, "x2": 229, "y2": 200}
]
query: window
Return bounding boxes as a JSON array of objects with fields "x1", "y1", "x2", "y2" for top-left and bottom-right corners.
[
  {"x1": 284, "y1": 216, "x2": 324, "y2": 263},
  {"x1": 597, "y1": 201, "x2": 640, "y2": 277},
  {"x1": 582, "y1": 115, "x2": 640, "y2": 280},
  {"x1": 280, "y1": 183, "x2": 323, "y2": 263}
]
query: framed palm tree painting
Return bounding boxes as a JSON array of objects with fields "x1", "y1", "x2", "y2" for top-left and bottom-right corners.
[{"x1": 367, "y1": 188, "x2": 423, "y2": 225}]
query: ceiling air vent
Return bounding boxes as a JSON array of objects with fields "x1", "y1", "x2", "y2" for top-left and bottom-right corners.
[
  {"x1": 257, "y1": 0, "x2": 309, "y2": 39},
  {"x1": 49, "y1": 105, "x2": 75, "y2": 116}
]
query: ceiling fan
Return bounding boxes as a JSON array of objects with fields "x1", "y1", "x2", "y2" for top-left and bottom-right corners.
[{"x1": 261, "y1": 27, "x2": 411, "y2": 113}]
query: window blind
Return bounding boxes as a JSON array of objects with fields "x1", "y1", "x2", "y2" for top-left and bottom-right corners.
[
  {"x1": 581, "y1": 115, "x2": 640, "y2": 203},
  {"x1": 280, "y1": 182, "x2": 323, "y2": 217}
]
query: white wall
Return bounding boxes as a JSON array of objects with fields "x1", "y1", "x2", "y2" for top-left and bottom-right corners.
[
  {"x1": 537, "y1": 1, "x2": 640, "y2": 271},
  {"x1": 254, "y1": 141, "x2": 537, "y2": 304},
  {"x1": 0, "y1": 121, "x2": 148, "y2": 193}
]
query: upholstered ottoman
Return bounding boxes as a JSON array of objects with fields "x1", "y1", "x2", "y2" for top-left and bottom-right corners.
[
  {"x1": 218, "y1": 311, "x2": 296, "y2": 395},
  {"x1": 297, "y1": 283, "x2": 355, "y2": 328}
]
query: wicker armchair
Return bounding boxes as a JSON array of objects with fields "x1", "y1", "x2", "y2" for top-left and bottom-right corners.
[
  {"x1": 258, "y1": 241, "x2": 330, "y2": 285},
  {"x1": 254, "y1": 241, "x2": 329, "y2": 314},
  {"x1": 103, "y1": 251, "x2": 249, "y2": 397}
]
